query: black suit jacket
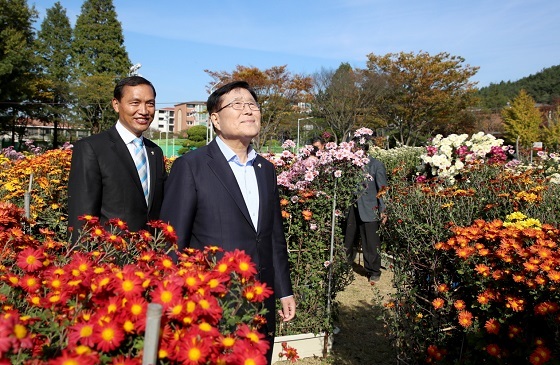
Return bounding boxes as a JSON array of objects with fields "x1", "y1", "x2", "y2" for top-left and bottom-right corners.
[
  {"x1": 67, "y1": 126, "x2": 166, "y2": 241},
  {"x1": 160, "y1": 139, "x2": 293, "y2": 335}
]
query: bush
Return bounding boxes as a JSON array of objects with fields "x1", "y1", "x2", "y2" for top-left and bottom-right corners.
[
  {"x1": 0, "y1": 203, "x2": 275, "y2": 364},
  {"x1": 378, "y1": 132, "x2": 560, "y2": 364}
]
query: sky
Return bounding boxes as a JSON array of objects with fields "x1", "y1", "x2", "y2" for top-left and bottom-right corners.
[{"x1": 30, "y1": 0, "x2": 560, "y2": 107}]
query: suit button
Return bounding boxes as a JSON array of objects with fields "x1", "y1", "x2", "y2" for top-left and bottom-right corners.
[{"x1": 256, "y1": 238, "x2": 261, "y2": 244}]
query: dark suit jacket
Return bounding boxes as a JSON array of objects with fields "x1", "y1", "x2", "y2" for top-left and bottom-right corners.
[
  {"x1": 356, "y1": 157, "x2": 387, "y2": 222},
  {"x1": 160, "y1": 139, "x2": 293, "y2": 335},
  {"x1": 67, "y1": 126, "x2": 166, "y2": 241}
]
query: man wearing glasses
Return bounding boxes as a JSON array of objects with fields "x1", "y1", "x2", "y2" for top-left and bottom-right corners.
[{"x1": 160, "y1": 81, "x2": 295, "y2": 364}]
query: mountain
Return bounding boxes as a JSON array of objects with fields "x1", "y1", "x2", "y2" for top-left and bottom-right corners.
[{"x1": 477, "y1": 64, "x2": 560, "y2": 110}]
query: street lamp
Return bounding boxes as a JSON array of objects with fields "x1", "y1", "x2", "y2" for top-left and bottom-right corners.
[
  {"x1": 297, "y1": 117, "x2": 313, "y2": 150},
  {"x1": 206, "y1": 81, "x2": 221, "y2": 145}
]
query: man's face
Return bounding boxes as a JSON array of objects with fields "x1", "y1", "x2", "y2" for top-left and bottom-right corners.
[
  {"x1": 112, "y1": 84, "x2": 155, "y2": 137},
  {"x1": 211, "y1": 88, "x2": 261, "y2": 145}
]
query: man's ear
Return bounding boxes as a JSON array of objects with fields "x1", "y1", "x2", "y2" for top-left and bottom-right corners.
[
  {"x1": 111, "y1": 98, "x2": 119, "y2": 113},
  {"x1": 210, "y1": 113, "x2": 220, "y2": 131}
]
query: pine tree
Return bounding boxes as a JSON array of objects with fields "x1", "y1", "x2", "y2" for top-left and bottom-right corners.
[
  {"x1": 72, "y1": 0, "x2": 131, "y2": 133},
  {"x1": 0, "y1": 0, "x2": 37, "y2": 138},
  {"x1": 501, "y1": 89, "x2": 542, "y2": 148},
  {"x1": 34, "y1": 1, "x2": 73, "y2": 147}
]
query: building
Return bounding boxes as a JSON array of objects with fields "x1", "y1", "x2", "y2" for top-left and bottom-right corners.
[
  {"x1": 173, "y1": 101, "x2": 209, "y2": 133},
  {"x1": 153, "y1": 107, "x2": 175, "y2": 134}
]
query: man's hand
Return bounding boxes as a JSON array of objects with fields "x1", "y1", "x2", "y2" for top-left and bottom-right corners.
[
  {"x1": 278, "y1": 296, "x2": 296, "y2": 322},
  {"x1": 380, "y1": 212, "x2": 388, "y2": 225}
]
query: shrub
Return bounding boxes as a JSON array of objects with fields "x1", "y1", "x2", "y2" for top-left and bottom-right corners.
[{"x1": 380, "y1": 137, "x2": 560, "y2": 364}]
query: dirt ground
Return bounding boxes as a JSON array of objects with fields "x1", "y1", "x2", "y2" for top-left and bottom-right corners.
[{"x1": 276, "y1": 255, "x2": 397, "y2": 365}]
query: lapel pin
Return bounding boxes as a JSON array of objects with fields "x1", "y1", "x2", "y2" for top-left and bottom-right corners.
[
  {"x1": 258, "y1": 163, "x2": 262, "y2": 168},
  {"x1": 151, "y1": 151, "x2": 154, "y2": 155}
]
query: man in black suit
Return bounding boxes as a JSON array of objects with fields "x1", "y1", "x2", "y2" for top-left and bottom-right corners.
[
  {"x1": 160, "y1": 81, "x2": 295, "y2": 363},
  {"x1": 67, "y1": 76, "x2": 167, "y2": 242}
]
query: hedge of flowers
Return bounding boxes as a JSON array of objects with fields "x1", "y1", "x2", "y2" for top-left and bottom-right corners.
[
  {"x1": 417, "y1": 132, "x2": 512, "y2": 184},
  {"x1": 0, "y1": 202, "x2": 288, "y2": 364},
  {"x1": 263, "y1": 129, "x2": 373, "y2": 335},
  {"x1": 0, "y1": 143, "x2": 72, "y2": 239},
  {"x1": 379, "y1": 132, "x2": 560, "y2": 364}
]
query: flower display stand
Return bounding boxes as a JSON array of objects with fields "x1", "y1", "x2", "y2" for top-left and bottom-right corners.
[{"x1": 271, "y1": 332, "x2": 333, "y2": 364}]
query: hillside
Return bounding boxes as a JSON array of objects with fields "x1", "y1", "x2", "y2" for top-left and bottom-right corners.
[{"x1": 477, "y1": 64, "x2": 560, "y2": 110}]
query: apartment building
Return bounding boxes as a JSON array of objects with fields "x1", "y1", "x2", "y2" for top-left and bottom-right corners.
[{"x1": 173, "y1": 101, "x2": 209, "y2": 133}]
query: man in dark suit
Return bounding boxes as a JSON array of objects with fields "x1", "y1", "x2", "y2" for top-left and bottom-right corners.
[
  {"x1": 67, "y1": 76, "x2": 167, "y2": 242},
  {"x1": 344, "y1": 140, "x2": 388, "y2": 283},
  {"x1": 160, "y1": 81, "x2": 295, "y2": 363}
]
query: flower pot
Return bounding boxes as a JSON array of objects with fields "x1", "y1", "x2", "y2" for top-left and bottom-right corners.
[{"x1": 272, "y1": 332, "x2": 333, "y2": 364}]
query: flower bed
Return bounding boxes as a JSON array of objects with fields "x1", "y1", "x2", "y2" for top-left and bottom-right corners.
[
  {"x1": 264, "y1": 130, "x2": 374, "y2": 336},
  {"x1": 379, "y1": 132, "x2": 560, "y2": 364},
  {"x1": 0, "y1": 203, "x2": 281, "y2": 364}
]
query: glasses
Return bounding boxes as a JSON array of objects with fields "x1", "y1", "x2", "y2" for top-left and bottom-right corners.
[{"x1": 215, "y1": 101, "x2": 261, "y2": 113}]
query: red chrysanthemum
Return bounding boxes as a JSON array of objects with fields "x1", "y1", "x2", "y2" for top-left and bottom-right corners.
[
  {"x1": 93, "y1": 322, "x2": 125, "y2": 352},
  {"x1": 68, "y1": 322, "x2": 96, "y2": 347},
  {"x1": 243, "y1": 281, "x2": 273, "y2": 303},
  {"x1": 16, "y1": 247, "x2": 45, "y2": 272},
  {"x1": 47, "y1": 349, "x2": 99, "y2": 365}
]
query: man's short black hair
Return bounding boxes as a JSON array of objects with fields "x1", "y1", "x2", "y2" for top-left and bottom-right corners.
[
  {"x1": 114, "y1": 76, "x2": 156, "y2": 101},
  {"x1": 207, "y1": 81, "x2": 258, "y2": 114}
]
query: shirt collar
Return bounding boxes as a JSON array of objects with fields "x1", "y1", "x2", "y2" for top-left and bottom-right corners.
[
  {"x1": 115, "y1": 121, "x2": 142, "y2": 145},
  {"x1": 215, "y1": 136, "x2": 257, "y2": 166}
]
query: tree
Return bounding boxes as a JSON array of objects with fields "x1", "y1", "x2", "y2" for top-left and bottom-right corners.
[
  {"x1": 311, "y1": 63, "x2": 389, "y2": 143},
  {"x1": 204, "y1": 65, "x2": 313, "y2": 151},
  {"x1": 0, "y1": 0, "x2": 38, "y2": 142},
  {"x1": 178, "y1": 125, "x2": 207, "y2": 154},
  {"x1": 33, "y1": 1, "x2": 73, "y2": 147},
  {"x1": 366, "y1": 51, "x2": 479, "y2": 146},
  {"x1": 541, "y1": 104, "x2": 560, "y2": 151},
  {"x1": 72, "y1": 0, "x2": 130, "y2": 133},
  {"x1": 500, "y1": 89, "x2": 542, "y2": 148}
]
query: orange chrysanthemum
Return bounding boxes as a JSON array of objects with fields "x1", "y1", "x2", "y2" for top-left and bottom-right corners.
[
  {"x1": 457, "y1": 310, "x2": 473, "y2": 328},
  {"x1": 432, "y1": 298, "x2": 445, "y2": 310},
  {"x1": 453, "y1": 300, "x2": 466, "y2": 310},
  {"x1": 484, "y1": 318, "x2": 500, "y2": 335}
]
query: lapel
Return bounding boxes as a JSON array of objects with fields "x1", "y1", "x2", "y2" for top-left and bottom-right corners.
[
  {"x1": 107, "y1": 126, "x2": 145, "y2": 200},
  {"x1": 145, "y1": 140, "x2": 157, "y2": 209},
  {"x1": 206, "y1": 140, "x2": 256, "y2": 231},
  {"x1": 254, "y1": 155, "x2": 268, "y2": 234}
]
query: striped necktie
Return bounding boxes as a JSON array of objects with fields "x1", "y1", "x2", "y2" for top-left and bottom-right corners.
[{"x1": 132, "y1": 137, "x2": 149, "y2": 205}]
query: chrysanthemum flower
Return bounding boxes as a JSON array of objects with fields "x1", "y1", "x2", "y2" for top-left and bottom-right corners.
[
  {"x1": 484, "y1": 318, "x2": 500, "y2": 334},
  {"x1": 150, "y1": 281, "x2": 183, "y2": 309},
  {"x1": 485, "y1": 343, "x2": 500, "y2": 357},
  {"x1": 231, "y1": 345, "x2": 268, "y2": 365},
  {"x1": 93, "y1": 322, "x2": 125, "y2": 352},
  {"x1": 236, "y1": 324, "x2": 269, "y2": 354},
  {"x1": 243, "y1": 282, "x2": 273, "y2": 303},
  {"x1": 177, "y1": 335, "x2": 212, "y2": 365},
  {"x1": 20, "y1": 275, "x2": 41, "y2": 293},
  {"x1": 530, "y1": 347, "x2": 552, "y2": 365},
  {"x1": 109, "y1": 354, "x2": 139, "y2": 365},
  {"x1": 453, "y1": 300, "x2": 466, "y2": 310},
  {"x1": 457, "y1": 311, "x2": 473, "y2": 328},
  {"x1": 110, "y1": 269, "x2": 144, "y2": 298},
  {"x1": 46, "y1": 349, "x2": 99, "y2": 365},
  {"x1": 431, "y1": 298, "x2": 445, "y2": 310},
  {"x1": 16, "y1": 247, "x2": 44, "y2": 272},
  {"x1": 68, "y1": 322, "x2": 96, "y2": 347},
  {"x1": 436, "y1": 284, "x2": 449, "y2": 293},
  {"x1": 226, "y1": 250, "x2": 258, "y2": 279}
]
